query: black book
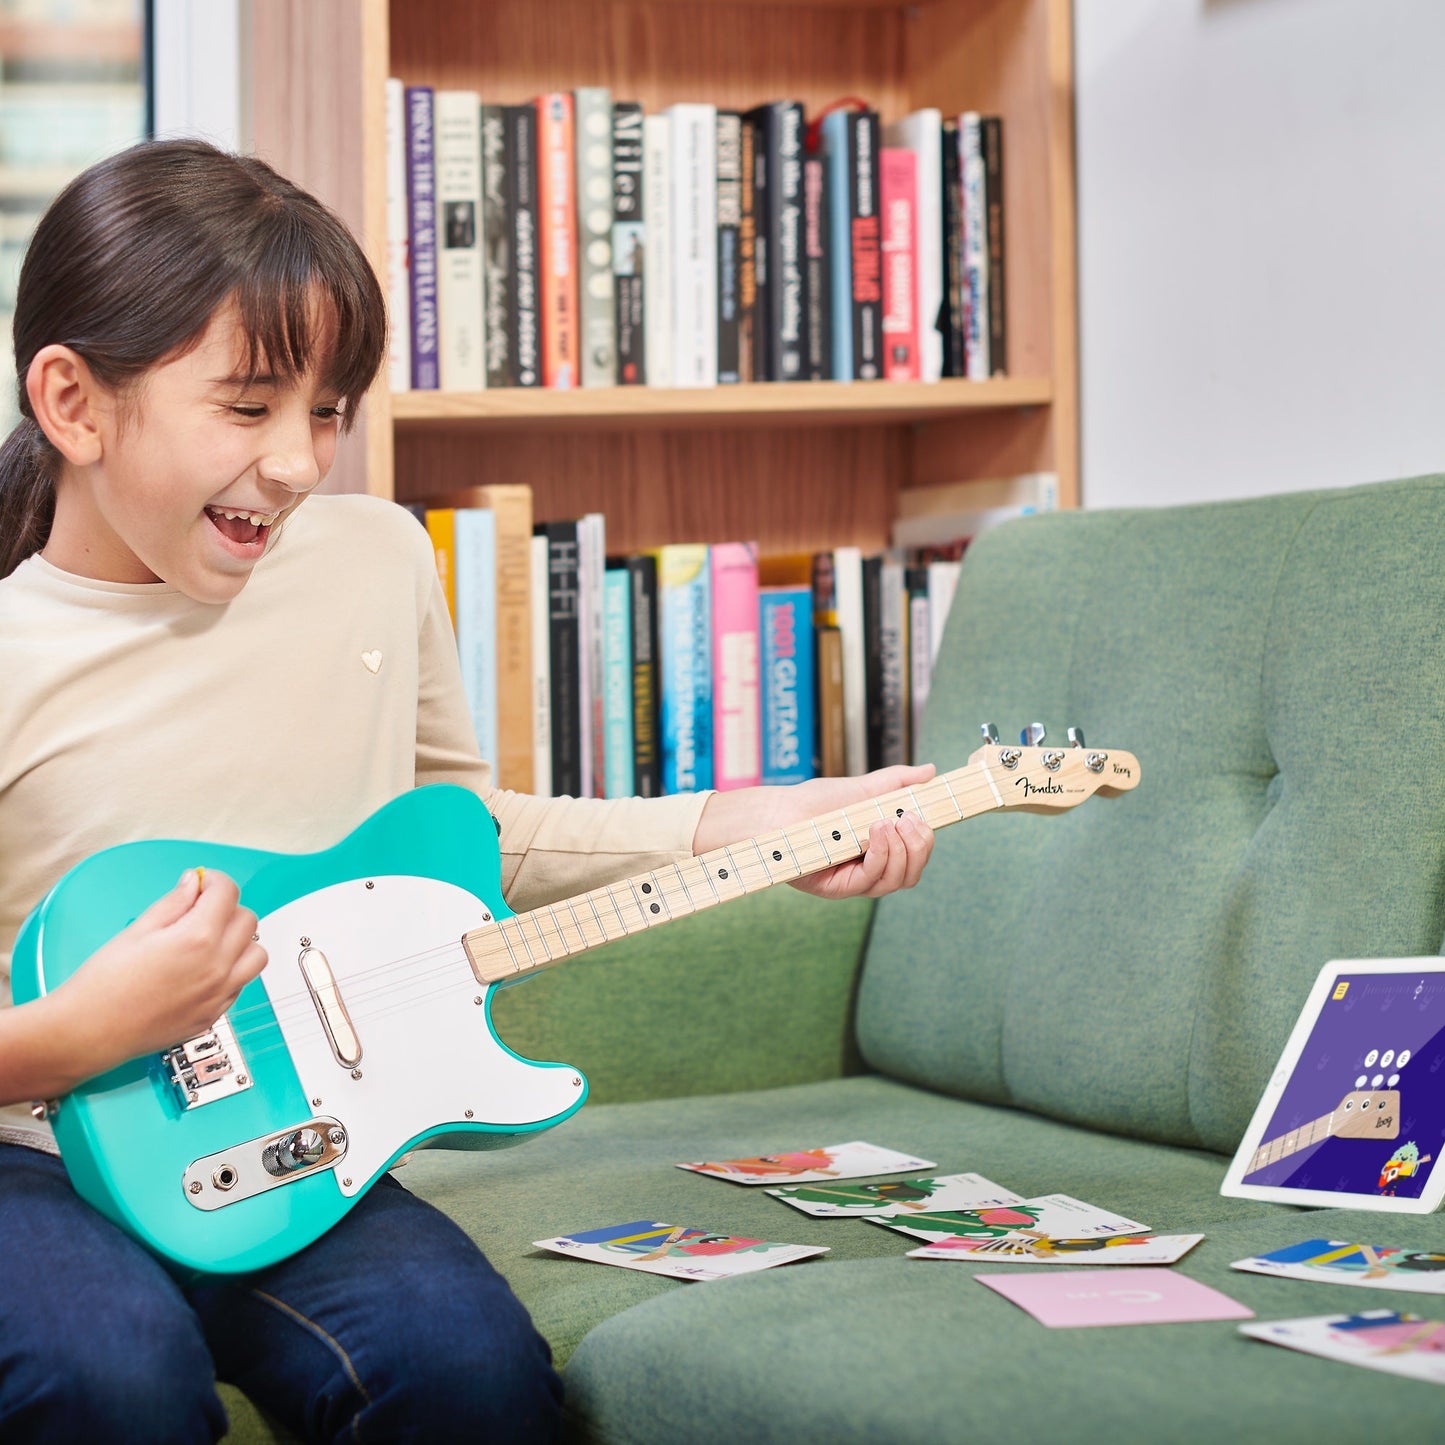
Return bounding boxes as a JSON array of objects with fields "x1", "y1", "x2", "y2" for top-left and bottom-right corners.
[
  {"x1": 612, "y1": 101, "x2": 646, "y2": 384},
  {"x1": 846, "y1": 108, "x2": 882, "y2": 380},
  {"x1": 747, "y1": 109, "x2": 772, "y2": 381},
  {"x1": 715, "y1": 111, "x2": 743, "y2": 385},
  {"x1": 939, "y1": 117, "x2": 965, "y2": 378},
  {"x1": 802, "y1": 153, "x2": 832, "y2": 381},
  {"x1": 982, "y1": 115, "x2": 1007, "y2": 377},
  {"x1": 505, "y1": 103, "x2": 541, "y2": 388},
  {"x1": 737, "y1": 114, "x2": 758, "y2": 384},
  {"x1": 861, "y1": 554, "x2": 885, "y2": 770},
  {"x1": 626, "y1": 554, "x2": 662, "y2": 798},
  {"x1": 537, "y1": 521, "x2": 582, "y2": 796},
  {"x1": 747, "y1": 101, "x2": 807, "y2": 381},
  {"x1": 480, "y1": 104, "x2": 512, "y2": 389}
]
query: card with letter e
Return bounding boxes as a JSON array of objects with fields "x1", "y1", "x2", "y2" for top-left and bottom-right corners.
[
  {"x1": 766, "y1": 1171, "x2": 1023, "y2": 1218},
  {"x1": 909, "y1": 1232, "x2": 1205, "y2": 1265},
  {"x1": 1240, "y1": 1310, "x2": 1445, "y2": 1383},
  {"x1": 676, "y1": 1141, "x2": 935, "y2": 1185},
  {"x1": 869, "y1": 1193, "x2": 1148, "y2": 1245},
  {"x1": 534, "y1": 1221, "x2": 828, "y2": 1281},
  {"x1": 977, "y1": 1268, "x2": 1253, "y2": 1328},
  {"x1": 1232, "y1": 1239, "x2": 1445, "y2": 1294}
]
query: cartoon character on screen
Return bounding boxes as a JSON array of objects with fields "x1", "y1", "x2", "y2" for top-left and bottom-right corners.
[
  {"x1": 705, "y1": 1149, "x2": 839, "y2": 1180},
  {"x1": 1378, "y1": 1141, "x2": 1434, "y2": 1196},
  {"x1": 772, "y1": 1178, "x2": 940, "y2": 1211}
]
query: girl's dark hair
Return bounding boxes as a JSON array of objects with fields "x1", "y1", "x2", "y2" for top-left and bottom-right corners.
[{"x1": 0, "y1": 137, "x2": 387, "y2": 578}]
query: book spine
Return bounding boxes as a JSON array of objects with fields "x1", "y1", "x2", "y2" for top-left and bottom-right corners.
[
  {"x1": 627, "y1": 554, "x2": 662, "y2": 798},
  {"x1": 883, "y1": 110, "x2": 944, "y2": 383},
  {"x1": 574, "y1": 86, "x2": 616, "y2": 389},
  {"x1": 939, "y1": 117, "x2": 964, "y2": 377},
  {"x1": 612, "y1": 101, "x2": 646, "y2": 385},
  {"x1": 385, "y1": 78, "x2": 411, "y2": 391},
  {"x1": 530, "y1": 533, "x2": 553, "y2": 797},
  {"x1": 424, "y1": 508, "x2": 456, "y2": 623},
  {"x1": 506, "y1": 104, "x2": 542, "y2": 387},
  {"x1": 760, "y1": 586, "x2": 815, "y2": 785},
  {"x1": 539, "y1": 521, "x2": 582, "y2": 796},
  {"x1": 642, "y1": 114, "x2": 673, "y2": 387},
  {"x1": 832, "y1": 545, "x2": 867, "y2": 776},
  {"x1": 774, "y1": 102, "x2": 807, "y2": 382},
  {"x1": 480, "y1": 104, "x2": 513, "y2": 390},
  {"x1": 878, "y1": 557, "x2": 907, "y2": 767},
  {"x1": 905, "y1": 565, "x2": 931, "y2": 764},
  {"x1": 710, "y1": 541, "x2": 761, "y2": 791},
  {"x1": 861, "y1": 554, "x2": 884, "y2": 770},
  {"x1": 405, "y1": 85, "x2": 439, "y2": 390},
  {"x1": 656, "y1": 544, "x2": 713, "y2": 793},
  {"x1": 477, "y1": 485, "x2": 534, "y2": 793},
  {"x1": 715, "y1": 111, "x2": 743, "y2": 385},
  {"x1": 736, "y1": 113, "x2": 757, "y2": 384},
  {"x1": 960, "y1": 111, "x2": 990, "y2": 380},
  {"x1": 982, "y1": 114, "x2": 1007, "y2": 376},
  {"x1": 453, "y1": 509, "x2": 499, "y2": 770},
  {"x1": 537, "y1": 93, "x2": 579, "y2": 389},
  {"x1": 880, "y1": 147, "x2": 919, "y2": 382},
  {"x1": 802, "y1": 154, "x2": 832, "y2": 381},
  {"x1": 747, "y1": 107, "x2": 773, "y2": 381},
  {"x1": 849, "y1": 109, "x2": 883, "y2": 380},
  {"x1": 434, "y1": 91, "x2": 486, "y2": 391},
  {"x1": 926, "y1": 559, "x2": 962, "y2": 667},
  {"x1": 601, "y1": 566, "x2": 635, "y2": 798},
  {"x1": 815, "y1": 625, "x2": 845, "y2": 777},
  {"x1": 575, "y1": 512, "x2": 606, "y2": 798},
  {"x1": 669, "y1": 103, "x2": 718, "y2": 388},
  {"x1": 822, "y1": 109, "x2": 852, "y2": 382}
]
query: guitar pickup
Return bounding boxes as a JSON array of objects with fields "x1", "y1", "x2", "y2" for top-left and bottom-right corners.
[{"x1": 162, "y1": 1014, "x2": 252, "y2": 1111}]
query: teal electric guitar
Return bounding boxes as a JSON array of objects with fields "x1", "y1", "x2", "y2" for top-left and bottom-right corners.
[{"x1": 10, "y1": 728, "x2": 1138, "y2": 1275}]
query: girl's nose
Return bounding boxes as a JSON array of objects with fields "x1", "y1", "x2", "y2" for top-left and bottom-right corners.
[{"x1": 259, "y1": 431, "x2": 321, "y2": 493}]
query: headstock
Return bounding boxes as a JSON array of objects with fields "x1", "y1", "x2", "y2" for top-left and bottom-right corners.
[
  {"x1": 1332, "y1": 1089, "x2": 1401, "y2": 1141},
  {"x1": 970, "y1": 722, "x2": 1141, "y2": 812}
]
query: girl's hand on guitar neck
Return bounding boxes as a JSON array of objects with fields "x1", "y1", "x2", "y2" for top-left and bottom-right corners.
[{"x1": 692, "y1": 764, "x2": 937, "y2": 901}]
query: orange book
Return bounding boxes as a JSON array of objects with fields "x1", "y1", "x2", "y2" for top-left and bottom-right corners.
[
  {"x1": 424, "y1": 508, "x2": 457, "y2": 624},
  {"x1": 536, "y1": 92, "x2": 578, "y2": 389}
]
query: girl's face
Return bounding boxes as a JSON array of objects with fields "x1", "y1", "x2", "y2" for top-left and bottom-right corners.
[{"x1": 44, "y1": 304, "x2": 345, "y2": 604}]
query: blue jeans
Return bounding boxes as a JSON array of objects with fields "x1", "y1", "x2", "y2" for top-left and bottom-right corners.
[{"x1": 0, "y1": 1144, "x2": 562, "y2": 1443}]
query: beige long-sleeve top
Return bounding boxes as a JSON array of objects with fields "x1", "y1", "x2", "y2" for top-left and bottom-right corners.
[{"x1": 0, "y1": 493, "x2": 709, "y2": 1150}]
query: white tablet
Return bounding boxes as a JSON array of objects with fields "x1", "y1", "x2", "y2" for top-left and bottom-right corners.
[{"x1": 1221, "y1": 959, "x2": 1445, "y2": 1214}]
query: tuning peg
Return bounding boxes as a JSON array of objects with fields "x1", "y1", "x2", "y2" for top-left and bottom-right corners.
[
  {"x1": 980, "y1": 722, "x2": 1000, "y2": 744},
  {"x1": 1067, "y1": 726, "x2": 1086, "y2": 749},
  {"x1": 1020, "y1": 722, "x2": 1046, "y2": 748}
]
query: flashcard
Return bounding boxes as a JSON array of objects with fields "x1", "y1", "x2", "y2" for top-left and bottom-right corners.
[
  {"x1": 675, "y1": 1141, "x2": 935, "y2": 1186},
  {"x1": 766, "y1": 1171, "x2": 1023, "y2": 1218},
  {"x1": 1240, "y1": 1311, "x2": 1445, "y2": 1384},
  {"x1": 869, "y1": 1193, "x2": 1148, "y2": 1245},
  {"x1": 909, "y1": 1233, "x2": 1205, "y2": 1265},
  {"x1": 534, "y1": 1221, "x2": 828, "y2": 1281},
  {"x1": 1232, "y1": 1240, "x2": 1445, "y2": 1295},
  {"x1": 977, "y1": 1268, "x2": 1254, "y2": 1328}
]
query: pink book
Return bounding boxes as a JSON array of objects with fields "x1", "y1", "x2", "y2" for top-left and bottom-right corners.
[
  {"x1": 710, "y1": 542, "x2": 761, "y2": 790},
  {"x1": 880, "y1": 147, "x2": 920, "y2": 382}
]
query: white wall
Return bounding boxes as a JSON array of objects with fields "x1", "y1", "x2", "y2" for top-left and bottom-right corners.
[{"x1": 1075, "y1": 0, "x2": 1445, "y2": 508}]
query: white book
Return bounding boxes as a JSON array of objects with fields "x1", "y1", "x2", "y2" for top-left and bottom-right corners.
[
  {"x1": 643, "y1": 115, "x2": 673, "y2": 388},
  {"x1": 960, "y1": 112, "x2": 990, "y2": 381},
  {"x1": 879, "y1": 557, "x2": 907, "y2": 768},
  {"x1": 433, "y1": 90, "x2": 486, "y2": 391},
  {"x1": 574, "y1": 86, "x2": 616, "y2": 389},
  {"x1": 453, "y1": 508, "x2": 498, "y2": 769},
  {"x1": 926, "y1": 560, "x2": 963, "y2": 668},
  {"x1": 530, "y1": 533, "x2": 553, "y2": 798},
  {"x1": 577, "y1": 512, "x2": 608, "y2": 797},
  {"x1": 384, "y1": 78, "x2": 412, "y2": 392},
  {"x1": 832, "y1": 546, "x2": 867, "y2": 777},
  {"x1": 882, "y1": 109, "x2": 943, "y2": 383},
  {"x1": 667, "y1": 102, "x2": 718, "y2": 388}
]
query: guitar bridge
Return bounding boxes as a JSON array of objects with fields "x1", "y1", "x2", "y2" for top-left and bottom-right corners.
[{"x1": 162, "y1": 1015, "x2": 252, "y2": 1110}]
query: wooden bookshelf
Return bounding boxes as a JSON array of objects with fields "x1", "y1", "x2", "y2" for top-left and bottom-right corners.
[{"x1": 246, "y1": 0, "x2": 1078, "y2": 555}]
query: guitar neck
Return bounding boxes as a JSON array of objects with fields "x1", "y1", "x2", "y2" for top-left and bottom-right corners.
[
  {"x1": 1246, "y1": 1110, "x2": 1337, "y2": 1176},
  {"x1": 464, "y1": 761, "x2": 1004, "y2": 986}
]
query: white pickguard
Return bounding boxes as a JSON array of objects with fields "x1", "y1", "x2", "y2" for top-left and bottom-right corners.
[{"x1": 255, "y1": 876, "x2": 584, "y2": 1195}]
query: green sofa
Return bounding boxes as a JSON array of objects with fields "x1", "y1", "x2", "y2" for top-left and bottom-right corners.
[{"x1": 226, "y1": 473, "x2": 1445, "y2": 1442}]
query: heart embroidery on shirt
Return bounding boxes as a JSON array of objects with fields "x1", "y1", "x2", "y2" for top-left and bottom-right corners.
[{"x1": 361, "y1": 650, "x2": 383, "y2": 674}]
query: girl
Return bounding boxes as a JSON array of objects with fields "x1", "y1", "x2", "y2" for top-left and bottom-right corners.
[{"x1": 0, "y1": 139, "x2": 933, "y2": 1444}]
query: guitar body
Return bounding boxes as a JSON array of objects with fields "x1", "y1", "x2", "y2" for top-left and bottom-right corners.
[{"x1": 9, "y1": 785, "x2": 587, "y2": 1276}]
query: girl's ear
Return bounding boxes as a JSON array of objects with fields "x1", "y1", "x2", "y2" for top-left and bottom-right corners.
[{"x1": 26, "y1": 345, "x2": 106, "y2": 466}]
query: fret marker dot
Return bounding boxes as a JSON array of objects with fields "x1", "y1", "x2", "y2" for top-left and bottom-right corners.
[
  {"x1": 641, "y1": 882, "x2": 652, "y2": 894},
  {"x1": 772, "y1": 850, "x2": 782, "y2": 861},
  {"x1": 896, "y1": 807, "x2": 904, "y2": 817},
  {"x1": 649, "y1": 902, "x2": 660, "y2": 914},
  {"x1": 719, "y1": 868, "x2": 728, "y2": 879},
  {"x1": 832, "y1": 830, "x2": 841, "y2": 841}
]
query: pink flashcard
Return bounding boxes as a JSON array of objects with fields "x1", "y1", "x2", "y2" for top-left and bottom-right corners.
[{"x1": 975, "y1": 1268, "x2": 1255, "y2": 1328}]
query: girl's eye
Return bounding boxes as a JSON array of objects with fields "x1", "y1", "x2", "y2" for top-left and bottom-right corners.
[
  {"x1": 312, "y1": 405, "x2": 343, "y2": 421},
  {"x1": 230, "y1": 405, "x2": 267, "y2": 418}
]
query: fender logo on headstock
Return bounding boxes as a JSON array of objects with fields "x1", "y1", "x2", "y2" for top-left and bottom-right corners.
[{"x1": 1016, "y1": 776, "x2": 1065, "y2": 799}]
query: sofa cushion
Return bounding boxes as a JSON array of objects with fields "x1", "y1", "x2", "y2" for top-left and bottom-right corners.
[{"x1": 857, "y1": 475, "x2": 1445, "y2": 1153}]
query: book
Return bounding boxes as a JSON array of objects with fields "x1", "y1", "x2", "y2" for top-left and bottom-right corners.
[
  {"x1": 891, "y1": 472, "x2": 1058, "y2": 551},
  {"x1": 816, "y1": 625, "x2": 845, "y2": 777},
  {"x1": 877, "y1": 556, "x2": 907, "y2": 767},
  {"x1": 960, "y1": 112, "x2": 989, "y2": 380},
  {"x1": 576, "y1": 512, "x2": 607, "y2": 798},
  {"x1": 882, "y1": 109, "x2": 943, "y2": 383},
  {"x1": 982, "y1": 115, "x2": 1007, "y2": 376},
  {"x1": 434, "y1": 90, "x2": 486, "y2": 392},
  {"x1": 505, "y1": 103, "x2": 542, "y2": 389},
  {"x1": 453, "y1": 508, "x2": 498, "y2": 769},
  {"x1": 601, "y1": 565, "x2": 635, "y2": 798},
  {"x1": 939, "y1": 117, "x2": 965, "y2": 377},
  {"x1": 802, "y1": 153, "x2": 832, "y2": 381},
  {"x1": 736, "y1": 113, "x2": 758, "y2": 384},
  {"x1": 404, "y1": 84, "x2": 440, "y2": 390},
  {"x1": 424, "y1": 507, "x2": 456, "y2": 622},
  {"x1": 879, "y1": 147, "x2": 919, "y2": 382},
  {"x1": 612, "y1": 101, "x2": 646, "y2": 385},
  {"x1": 832, "y1": 545, "x2": 866, "y2": 776},
  {"x1": 642, "y1": 113, "x2": 673, "y2": 388},
  {"x1": 530, "y1": 532, "x2": 553, "y2": 797},
  {"x1": 760, "y1": 586, "x2": 815, "y2": 785},
  {"x1": 861, "y1": 554, "x2": 884, "y2": 769},
  {"x1": 480, "y1": 103, "x2": 513, "y2": 390},
  {"x1": 710, "y1": 541, "x2": 761, "y2": 791},
  {"x1": 848, "y1": 107, "x2": 883, "y2": 380},
  {"x1": 537, "y1": 520, "x2": 582, "y2": 795},
  {"x1": 627, "y1": 554, "x2": 662, "y2": 798},
  {"x1": 655, "y1": 543, "x2": 713, "y2": 793},
  {"x1": 749, "y1": 101, "x2": 806, "y2": 382},
  {"x1": 905, "y1": 566, "x2": 930, "y2": 763},
  {"x1": 715, "y1": 111, "x2": 743, "y2": 385},
  {"x1": 927, "y1": 559, "x2": 962, "y2": 667},
  {"x1": 537, "y1": 92, "x2": 579, "y2": 389},
  {"x1": 749, "y1": 110, "x2": 771, "y2": 382},
  {"x1": 574, "y1": 86, "x2": 616, "y2": 389},
  {"x1": 669, "y1": 103, "x2": 718, "y2": 388},
  {"x1": 384, "y1": 77, "x2": 411, "y2": 391}
]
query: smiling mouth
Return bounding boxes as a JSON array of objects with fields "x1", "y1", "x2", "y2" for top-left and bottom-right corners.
[{"x1": 205, "y1": 505, "x2": 281, "y2": 548}]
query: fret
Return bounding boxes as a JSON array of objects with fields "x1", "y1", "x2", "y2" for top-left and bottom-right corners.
[
  {"x1": 778, "y1": 828, "x2": 804, "y2": 876},
  {"x1": 546, "y1": 903, "x2": 576, "y2": 954},
  {"x1": 754, "y1": 834, "x2": 800, "y2": 883},
  {"x1": 940, "y1": 772, "x2": 966, "y2": 820},
  {"x1": 700, "y1": 856, "x2": 722, "y2": 905},
  {"x1": 643, "y1": 872, "x2": 674, "y2": 921},
  {"x1": 603, "y1": 883, "x2": 631, "y2": 936},
  {"x1": 525, "y1": 911, "x2": 556, "y2": 963},
  {"x1": 498, "y1": 920, "x2": 524, "y2": 976},
  {"x1": 623, "y1": 877, "x2": 656, "y2": 928},
  {"x1": 508, "y1": 917, "x2": 539, "y2": 969},
  {"x1": 702, "y1": 849, "x2": 748, "y2": 901},
  {"x1": 564, "y1": 897, "x2": 599, "y2": 951},
  {"x1": 669, "y1": 858, "x2": 709, "y2": 913},
  {"x1": 726, "y1": 843, "x2": 772, "y2": 891},
  {"x1": 585, "y1": 889, "x2": 619, "y2": 944}
]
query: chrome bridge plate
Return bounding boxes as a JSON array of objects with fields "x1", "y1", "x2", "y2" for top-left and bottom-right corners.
[
  {"x1": 182, "y1": 1116, "x2": 347, "y2": 1211},
  {"x1": 162, "y1": 1014, "x2": 252, "y2": 1111}
]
